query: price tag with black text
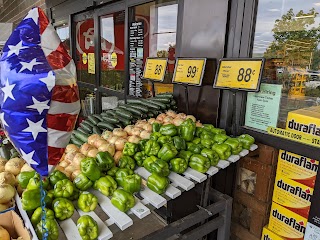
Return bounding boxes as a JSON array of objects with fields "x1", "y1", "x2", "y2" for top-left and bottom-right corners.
[
  {"x1": 172, "y1": 58, "x2": 206, "y2": 86},
  {"x1": 142, "y1": 58, "x2": 168, "y2": 82},
  {"x1": 214, "y1": 58, "x2": 265, "y2": 91}
]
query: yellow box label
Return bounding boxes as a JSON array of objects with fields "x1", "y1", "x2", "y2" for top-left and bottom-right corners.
[
  {"x1": 88, "y1": 53, "x2": 95, "y2": 74},
  {"x1": 269, "y1": 202, "x2": 307, "y2": 239},
  {"x1": 173, "y1": 59, "x2": 206, "y2": 85},
  {"x1": 215, "y1": 59, "x2": 263, "y2": 90},
  {"x1": 261, "y1": 226, "x2": 285, "y2": 240},
  {"x1": 277, "y1": 150, "x2": 318, "y2": 186},
  {"x1": 273, "y1": 175, "x2": 313, "y2": 209},
  {"x1": 142, "y1": 58, "x2": 167, "y2": 81}
]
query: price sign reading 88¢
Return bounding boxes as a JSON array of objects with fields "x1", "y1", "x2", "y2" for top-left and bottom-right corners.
[
  {"x1": 143, "y1": 58, "x2": 168, "y2": 82},
  {"x1": 214, "y1": 59, "x2": 265, "y2": 92}
]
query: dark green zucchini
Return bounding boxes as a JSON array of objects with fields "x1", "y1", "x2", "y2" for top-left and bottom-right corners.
[
  {"x1": 126, "y1": 99, "x2": 142, "y2": 104},
  {"x1": 92, "y1": 126, "x2": 102, "y2": 134},
  {"x1": 80, "y1": 122, "x2": 93, "y2": 133},
  {"x1": 115, "y1": 109, "x2": 133, "y2": 119},
  {"x1": 102, "y1": 116, "x2": 120, "y2": 124},
  {"x1": 83, "y1": 120, "x2": 95, "y2": 128},
  {"x1": 70, "y1": 137, "x2": 84, "y2": 147},
  {"x1": 97, "y1": 122, "x2": 115, "y2": 131},
  {"x1": 152, "y1": 97, "x2": 171, "y2": 103},
  {"x1": 139, "y1": 100, "x2": 160, "y2": 110},
  {"x1": 127, "y1": 104, "x2": 149, "y2": 113},
  {"x1": 88, "y1": 115, "x2": 100, "y2": 125},
  {"x1": 115, "y1": 115, "x2": 131, "y2": 126},
  {"x1": 119, "y1": 105, "x2": 144, "y2": 117},
  {"x1": 73, "y1": 130, "x2": 89, "y2": 142},
  {"x1": 77, "y1": 127, "x2": 91, "y2": 135},
  {"x1": 147, "y1": 100, "x2": 167, "y2": 109},
  {"x1": 93, "y1": 114, "x2": 104, "y2": 122}
]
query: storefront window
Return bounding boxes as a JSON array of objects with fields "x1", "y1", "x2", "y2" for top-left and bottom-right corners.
[
  {"x1": 100, "y1": 11, "x2": 125, "y2": 92},
  {"x1": 129, "y1": 0, "x2": 178, "y2": 98},
  {"x1": 247, "y1": 0, "x2": 320, "y2": 129},
  {"x1": 56, "y1": 24, "x2": 70, "y2": 53}
]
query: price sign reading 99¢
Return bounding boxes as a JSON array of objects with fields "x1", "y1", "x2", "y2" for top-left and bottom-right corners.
[
  {"x1": 172, "y1": 58, "x2": 206, "y2": 86},
  {"x1": 214, "y1": 58, "x2": 265, "y2": 91},
  {"x1": 142, "y1": 58, "x2": 168, "y2": 82}
]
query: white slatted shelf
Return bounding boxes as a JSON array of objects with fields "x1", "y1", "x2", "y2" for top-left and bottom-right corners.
[
  {"x1": 59, "y1": 218, "x2": 82, "y2": 240},
  {"x1": 130, "y1": 197, "x2": 151, "y2": 219},
  {"x1": 139, "y1": 186, "x2": 167, "y2": 209},
  {"x1": 206, "y1": 166, "x2": 219, "y2": 176},
  {"x1": 228, "y1": 155, "x2": 240, "y2": 163},
  {"x1": 168, "y1": 172, "x2": 195, "y2": 191},
  {"x1": 183, "y1": 168, "x2": 207, "y2": 183},
  {"x1": 217, "y1": 160, "x2": 230, "y2": 169},
  {"x1": 250, "y1": 144, "x2": 258, "y2": 151}
]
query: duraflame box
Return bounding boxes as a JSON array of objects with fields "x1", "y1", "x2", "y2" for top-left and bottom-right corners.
[
  {"x1": 272, "y1": 175, "x2": 313, "y2": 218},
  {"x1": 261, "y1": 226, "x2": 284, "y2": 240},
  {"x1": 268, "y1": 202, "x2": 307, "y2": 239},
  {"x1": 277, "y1": 150, "x2": 318, "y2": 188}
]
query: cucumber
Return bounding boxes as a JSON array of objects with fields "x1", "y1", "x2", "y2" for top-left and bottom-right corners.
[
  {"x1": 97, "y1": 122, "x2": 115, "y2": 131},
  {"x1": 115, "y1": 123, "x2": 124, "y2": 129},
  {"x1": 102, "y1": 116, "x2": 120, "y2": 124},
  {"x1": 80, "y1": 122, "x2": 93, "y2": 133},
  {"x1": 147, "y1": 100, "x2": 167, "y2": 109},
  {"x1": 101, "y1": 112, "x2": 113, "y2": 117},
  {"x1": 152, "y1": 97, "x2": 171, "y2": 103},
  {"x1": 73, "y1": 130, "x2": 89, "y2": 142},
  {"x1": 171, "y1": 99, "x2": 177, "y2": 106},
  {"x1": 92, "y1": 126, "x2": 102, "y2": 134},
  {"x1": 128, "y1": 104, "x2": 149, "y2": 113},
  {"x1": 120, "y1": 105, "x2": 144, "y2": 117},
  {"x1": 157, "y1": 93, "x2": 173, "y2": 97},
  {"x1": 116, "y1": 109, "x2": 133, "y2": 119},
  {"x1": 126, "y1": 99, "x2": 142, "y2": 104},
  {"x1": 93, "y1": 114, "x2": 104, "y2": 122},
  {"x1": 70, "y1": 137, "x2": 84, "y2": 147},
  {"x1": 77, "y1": 127, "x2": 91, "y2": 135},
  {"x1": 115, "y1": 115, "x2": 131, "y2": 126},
  {"x1": 83, "y1": 120, "x2": 95, "y2": 128},
  {"x1": 88, "y1": 115, "x2": 100, "y2": 125},
  {"x1": 139, "y1": 100, "x2": 160, "y2": 110}
]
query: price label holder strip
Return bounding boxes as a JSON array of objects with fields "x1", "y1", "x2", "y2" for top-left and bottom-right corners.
[
  {"x1": 142, "y1": 58, "x2": 168, "y2": 97},
  {"x1": 213, "y1": 58, "x2": 265, "y2": 136},
  {"x1": 171, "y1": 58, "x2": 207, "y2": 114}
]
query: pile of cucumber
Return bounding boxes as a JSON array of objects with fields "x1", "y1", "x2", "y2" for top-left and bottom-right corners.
[{"x1": 71, "y1": 93, "x2": 176, "y2": 146}]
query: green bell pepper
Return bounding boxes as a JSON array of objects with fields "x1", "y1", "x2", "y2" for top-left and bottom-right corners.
[
  {"x1": 213, "y1": 134, "x2": 229, "y2": 144},
  {"x1": 225, "y1": 138, "x2": 243, "y2": 155},
  {"x1": 31, "y1": 207, "x2": 55, "y2": 226},
  {"x1": 138, "y1": 139, "x2": 148, "y2": 151},
  {"x1": 150, "y1": 132, "x2": 162, "y2": 141},
  {"x1": 53, "y1": 198, "x2": 75, "y2": 221},
  {"x1": 134, "y1": 151, "x2": 147, "y2": 166},
  {"x1": 157, "y1": 135, "x2": 173, "y2": 146},
  {"x1": 200, "y1": 131, "x2": 215, "y2": 140},
  {"x1": 173, "y1": 136, "x2": 186, "y2": 150},
  {"x1": 145, "y1": 140, "x2": 161, "y2": 156},
  {"x1": 147, "y1": 173, "x2": 169, "y2": 194},
  {"x1": 95, "y1": 152, "x2": 115, "y2": 171},
  {"x1": 201, "y1": 138, "x2": 214, "y2": 149},
  {"x1": 116, "y1": 170, "x2": 141, "y2": 193},
  {"x1": 123, "y1": 142, "x2": 139, "y2": 156},
  {"x1": 187, "y1": 142, "x2": 202, "y2": 154},
  {"x1": 26, "y1": 174, "x2": 49, "y2": 190},
  {"x1": 170, "y1": 158, "x2": 188, "y2": 174},
  {"x1": 17, "y1": 170, "x2": 37, "y2": 189},
  {"x1": 178, "y1": 150, "x2": 193, "y2": 163},
  {"x1": 107, "y1": 166, "x2": 119, "y2": 177},
  {"x1": 47, "y1": 189, "x2": 54, "y2": 204},
  {"x1": 49, "y1": 170, "x2": 68, "y2": 186},
  {"x1": 212, "y1": 143, "x2": 232, "y2": 160},
  {"x1": 69, "y1": 187, "x2": 80, "y2": 201},
  {"x1": 78, "y1": 192, "x2": 98, "y2": 212},
  {"x1": 159, "y1": 124, "x2": 178, "y2": 137},
  {"x1": 53, "y1": 179, "x2": 74, "y2": 198},
  {"x1": 195, "y1": 127, "x2": 204, "y2": 137},
  {"x1": 144, "y1": 156, "x2": 170, "y2": 177},
  {"x1": 201, "y1": 148, "x2": 219, "y2": 166},
  {"x1": 152, "y1": 122, "x2": 162, "y2": 132},
  {"x1": 238, "y1": 134, "x2": 255, "y2": 150},
  {"x1": 118, "y1": 156, "x2": 135, "y2": 170},
  {"x1": 77, "y1": 215, "x2": 99, "y2": 240},
  {"x1": 192, "y1": 137, "x2": 201, "y2": 144},
  {"x1": 189, "y1": 154, "x2": 211, "y2": 173},
  {"x1": 74, "y1": 173, "x2": 93, "y2": 191},
  {"x1": 81, "y1": 157, "x2": 101, "y2": 181},
  {"x1": 22, "y1": 189, "x2": 51, "y2": 211},
  {"x1": 93, "y1": 176, "x2": 117, "y2": 196},
  {"x1": 179, "y1": 118, "x2": 196, "y2": 141},
  {"x1": 157, "y1": 143, "x2": 178, "y2": 162},
  {"x1": 111, "y1": 189, "x2": 135, "y2": 212},
  {"x1": 36, "y1": 219, "x2": 59, "y2": 240},
  {"x1": 203, "y1": 124, "x2": 226, "y2": 135}
]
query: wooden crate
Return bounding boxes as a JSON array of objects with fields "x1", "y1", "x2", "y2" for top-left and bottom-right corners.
[
  {"x1": 232, "y1": 190, "x2": 271, "y2": 238},
  {"x1": 236, "y1": 156, "x2": 277, "y2": 203}
]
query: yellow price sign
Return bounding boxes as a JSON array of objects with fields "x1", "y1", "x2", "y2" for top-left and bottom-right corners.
[
  {"x1": 172, "y1": 58, "x2": 206, "y2": 86},
  {"x1": 214, "y1": 58, "x2": 264, "y2": 91},
  {"x1": 142, "y1": 58, "x2": 168, "y2": 82},
  {"x1": 267, "y1": 126, "x2": 320, "y2": 148}
]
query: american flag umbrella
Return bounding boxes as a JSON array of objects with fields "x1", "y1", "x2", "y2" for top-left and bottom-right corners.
[{"x1": 0, "y1": 7, "x2": 80, "y2": 176}]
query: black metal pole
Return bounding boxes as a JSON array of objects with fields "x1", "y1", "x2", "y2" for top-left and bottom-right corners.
[
  {"x1": 184, "y1": 85, "x2": 189, "y2": 115},
  {"x1": 151, "y1": 81, "x2": 156, "y2": 97}
]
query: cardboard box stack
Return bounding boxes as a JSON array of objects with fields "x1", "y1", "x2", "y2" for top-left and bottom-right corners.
[{"x1": 262, "y1": 107, "x2": 319, "y2": 240}]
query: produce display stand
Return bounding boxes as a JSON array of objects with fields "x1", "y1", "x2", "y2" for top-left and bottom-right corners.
[{"x1": 16, "y1": 145, "x2": 257, "y2": 240}]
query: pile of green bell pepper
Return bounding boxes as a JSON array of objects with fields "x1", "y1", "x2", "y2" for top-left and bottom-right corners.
[
  {"x1": 189, "y1": 154, "x2": 210, "y2": 173},
  {"x1": 212, "y1": 143, "x2": 231, "y2": 160},
  {"x1": 17, "y1": 171, "x2": 37, "y2": 189},
  {"x1": 49, "y1": 170, "x2": 68, "y2": 186},
  {"x1": 187, "y1": 142, "x2": 202, "y2": 154},
  {"x1": 152, "y1": 122, "x2": 162, "y2": 132},
  {"x1": 238, "y1": 134, "x2": 255, "y2": 150},
  {"x1": 118, "y1": 156, "x2": 135, "y2": 170},
  {"x1": 225, "y1": 138, "x2": 243, "y2": 155},
  {"x1": 213, "y1": 134, "x2": 229, "y2": 144},
  {"x1": 157, "y1": 144, "x2": 178, "y2": 161},
  {"x1": 107, "y1": 166, "x2": 119, "y2": 177},
  {"x1": 172, "y1": 136, "x2": 186, "y2": 151},
  {"x1": 145, "y1": 140, "x2": 161, "y2": 156},
  {"x1": 157, "y1": 135, "x2": 173, "y2": 146},
  {"x1": 74, "y1": 173, "x2": 93, "y2": 191},
  {"x1": 111, "y1": 189, "x2": 135, "y2": 212},
  {"x1": 26, "y1": 174, "x2": 49, "y2": 190},
  {"x1": 201, "y1": 148, "x2": 219, "y2": 166},
  {"x1": 94, "y1": 176, "x2": 117, "y2": 196},
  {"x1": 147, "y1": 173, "x2": 169, "y2": 194},
  {"x1": 115, "y1": 169, "x2": 141, "y2": 193},
  {"x1": 36, "y1": 219, "x2": 59, "y2": 240},
  {"x1": 143, "y1": 156, "x2": 170, "y2": 177},
  {"x1": 31, "y1": 207, "x2": 55, "y2": 226},
  {"x1": 160, "y1": 124, "x2": 178, "y2": 136},
  {"x1": 53, "y1": 179, "x2": 74, "y2": 198},
  {"x1": 22, "y1": 189, "x2": 51, "y2": 211},
  {"x1": 123, "y1": 142, "x2": 139, "y2": 156},
  {"x1": 95, "y1": 152, "x2": 115, "y2": 171},
  {"x1": 179, "y1": 119, "x2": 196, "y2": 142},
  {"x1": 134, "y1": 151, "x2": 147, "y2": 166},
  {"x1": 170, "y1": 158, "x2": 188, "y2": 173},
  {"x1": 178, "y1": 150, "x2": 193, "y2": 163},
  {"x1": 77, "y1": 215, "x2": 99, "y2": 240},
  {"x1": 150, "y1": 132, "x2": 162, "y2": 141},
  {"x1": 81, "y1": 157, "x2": 101, "y2": 181},
  {"x1": 52, "y1": 198, "x2": 75, "y2": 221},
  {"x1": 78, "y1": 192, "x2": 98, "y2": 212}
]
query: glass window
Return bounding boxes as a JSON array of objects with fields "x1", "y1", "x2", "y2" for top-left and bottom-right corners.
[
  {"x1": 56, "y1": 24, "x2": 70, "y2": 52},
  {"x1": 129, "y1": 0, "x2": 178, "y2": 98},
  {"x1": 100, "y1": 11, "x2": 125, "y2": 92},
  {"x1": 248, "y1": 0, "x2": 320, "y2": 129}
]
